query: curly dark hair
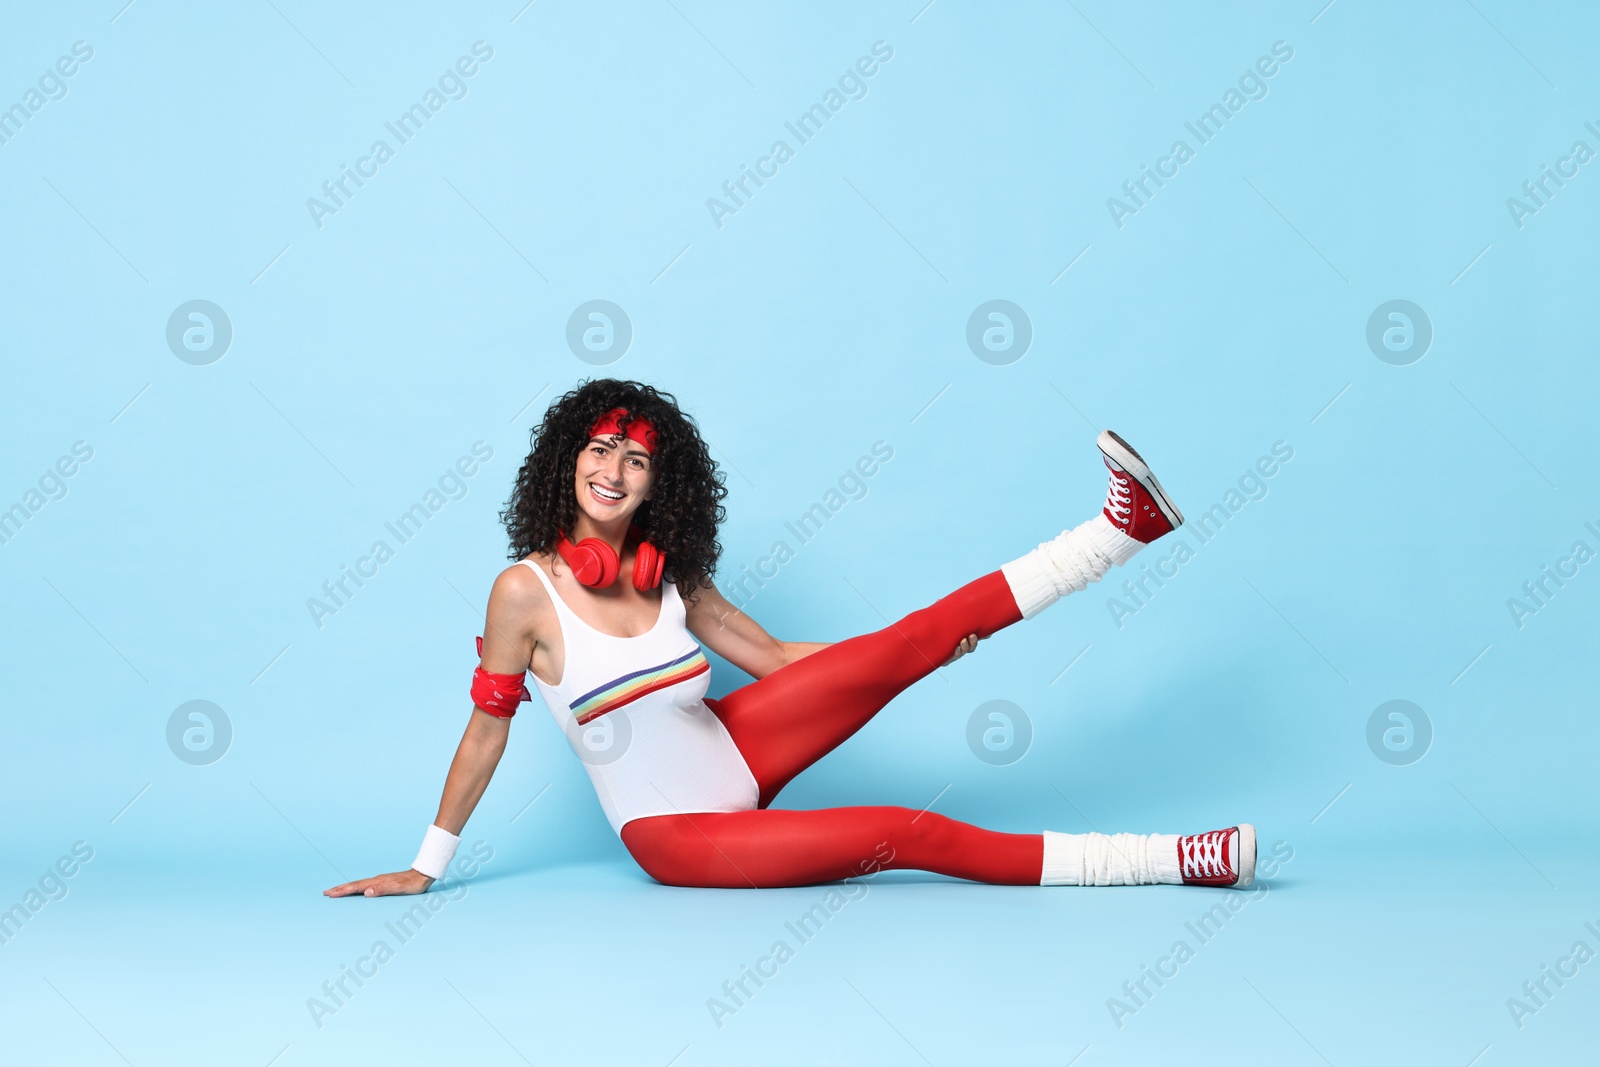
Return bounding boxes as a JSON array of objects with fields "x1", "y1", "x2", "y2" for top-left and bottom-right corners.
[{"x1": 500, "y1": 378, "x2": 727, "y2": 599}]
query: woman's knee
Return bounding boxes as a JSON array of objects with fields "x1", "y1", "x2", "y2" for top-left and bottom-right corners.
[
  {"x1": 893, "y1": 606, "x2": 960, "y2": 661},
  {"x1": 893, "y1": 809, "x2": 963, "y2": 861},
  {"x1": 844, "y1": 806, "x2": 941, "y2": 863}
]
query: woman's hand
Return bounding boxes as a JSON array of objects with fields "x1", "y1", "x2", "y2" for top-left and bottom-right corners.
[
  {"x1": 942, "y1": 632, "x2": 981, "y2": 666},
  {"x1": 324, "y1": 869, "x2": 434, "y2": 898}
]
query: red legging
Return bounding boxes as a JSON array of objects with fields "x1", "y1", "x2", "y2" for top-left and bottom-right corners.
[{"x1": 619, "y1": 570, "x2": 1047, "y2": 888}]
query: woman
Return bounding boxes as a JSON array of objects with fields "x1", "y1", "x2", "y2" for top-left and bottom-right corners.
[{"x1": 325, "y1": 378, "x2": 1254, "y2": 897}]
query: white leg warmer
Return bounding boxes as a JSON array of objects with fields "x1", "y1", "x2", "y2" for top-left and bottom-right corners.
[
  {"x1": 1040, "y1": 830, "x2": 1182, "y2": 886},
  {"x1": 1000, "y1": 514, "x2": 1143, "y2": 620}
]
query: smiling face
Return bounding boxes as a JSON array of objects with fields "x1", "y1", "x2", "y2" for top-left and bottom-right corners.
[{"x1": 572, "y1": 431, "x2": 654, "y2": 531}]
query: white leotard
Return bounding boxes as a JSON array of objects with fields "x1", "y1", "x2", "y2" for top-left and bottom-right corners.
[{"x1": 518, "y1": 559, "x2": 760, "y2": 836}]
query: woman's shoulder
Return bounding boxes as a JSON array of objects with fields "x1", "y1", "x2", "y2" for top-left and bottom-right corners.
[{"x1": 488, "y1": 553, "x2": 558, "y2": 622}]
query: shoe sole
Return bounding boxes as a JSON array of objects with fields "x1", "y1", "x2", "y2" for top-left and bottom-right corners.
[
  {"x1": 1098, "y1": 430, "x2": 1185, "y2": 528},
  {"x1": 1234, "y1": 823, "x2": 1257, "y2": 889}
]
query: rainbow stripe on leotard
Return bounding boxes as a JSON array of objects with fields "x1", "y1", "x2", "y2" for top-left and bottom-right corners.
[{"x1": 570, "y1": 647, "x2": 710, "y2": 724}]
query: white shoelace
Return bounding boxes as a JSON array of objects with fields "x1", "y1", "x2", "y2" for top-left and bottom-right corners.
[
  {"x1": 1179, "y1": 829, "x2": 1234, "y2": 881},
  {"x1": 1105, "y1": 471, "x2": 1133, "y2": 523}
]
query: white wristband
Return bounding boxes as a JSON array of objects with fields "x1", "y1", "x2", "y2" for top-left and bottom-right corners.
[{"x1": 411, "y1": 824, "x2": 460, "y2": 880}]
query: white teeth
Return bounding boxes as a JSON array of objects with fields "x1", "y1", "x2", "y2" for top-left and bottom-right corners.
[{"x1": 591, "y1": 484, "x2": 624, "y2": 500}]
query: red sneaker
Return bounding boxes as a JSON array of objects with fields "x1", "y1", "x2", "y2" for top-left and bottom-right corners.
[
  {"x1": 1098, "y1": 430, "x2": 1184, "y2": 543},
  {"x1": 1177, "y1": 824, "x2": 1256, "y2": 888}
]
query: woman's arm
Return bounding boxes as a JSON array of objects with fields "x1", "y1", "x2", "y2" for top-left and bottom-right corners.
[
  {"x1": 684, "y1": 579, "x2": 981, "y2": 678},
  {"x1": 324, "y1": 565, "x2": 540, "y2": 898},
  {"x1": 430, "y1": 709, "x2": 511, "y2": 835},
  {"x1": 682, "y1": 579, "x2": 794, "y2": 679}
]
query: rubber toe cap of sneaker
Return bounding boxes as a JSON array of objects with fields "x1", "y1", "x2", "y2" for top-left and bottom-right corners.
[{"x1": 1234, "y1": 823, "x2": 1257, "y2": 889}]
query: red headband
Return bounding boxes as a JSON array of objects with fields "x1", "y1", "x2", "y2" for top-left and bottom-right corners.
[{"x1": 589, "y1": 407, "x2": 657, "y2": 455}]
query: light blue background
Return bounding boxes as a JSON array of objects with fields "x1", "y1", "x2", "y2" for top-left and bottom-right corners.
[{"x1": 3, "y1": 1, "x2": 1596, "y2": 1063}]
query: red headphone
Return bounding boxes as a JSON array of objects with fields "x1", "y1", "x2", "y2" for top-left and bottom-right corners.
[{"x1": 557, "y1": 522, "x2": 665, "y2": 590}]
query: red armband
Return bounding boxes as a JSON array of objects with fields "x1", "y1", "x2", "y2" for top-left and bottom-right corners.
[{"x1": 471, "y1": 635, "x2": 530, "y2": 719}]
